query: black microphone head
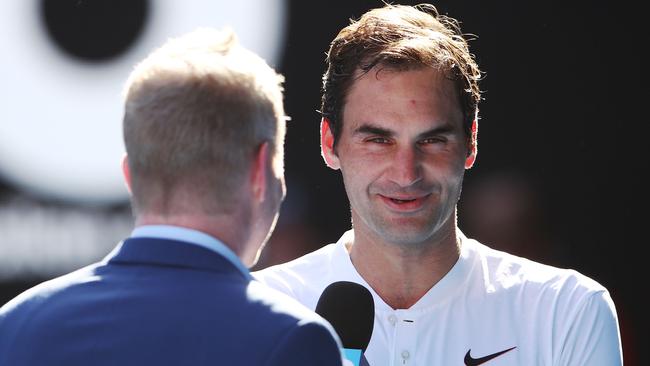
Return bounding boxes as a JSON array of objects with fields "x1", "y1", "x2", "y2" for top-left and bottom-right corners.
[{"x1": 315, "y1": 281, "x2": 374, "y2": 351}]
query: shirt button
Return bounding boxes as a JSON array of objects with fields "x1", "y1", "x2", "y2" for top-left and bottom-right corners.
[
  {"x1": 388, "y1": 314, "x2": 397, "y2": 325},
  {"x1": 401, "y1": 350, "x2": 410, "y2": 359}
]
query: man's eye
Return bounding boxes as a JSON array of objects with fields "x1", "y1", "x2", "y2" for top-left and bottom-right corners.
[
  {"x1": 367, "y1": 137, "x2": 390, "y2": 144},
  {"x1": 419, "y1": 137, "x2": 446, "y2": 144}
]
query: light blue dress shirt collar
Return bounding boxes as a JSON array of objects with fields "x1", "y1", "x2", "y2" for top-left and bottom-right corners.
[{"x1": 130, "y1": 225, "x2": 251, "y2": 280}]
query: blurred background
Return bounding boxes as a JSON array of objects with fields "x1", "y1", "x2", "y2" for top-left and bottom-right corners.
[{"x1": 0, "y1": 0, "x2": 643, "y2": 364}]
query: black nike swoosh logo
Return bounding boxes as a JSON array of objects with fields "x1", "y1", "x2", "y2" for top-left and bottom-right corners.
[{"x1": 464, "y1": 346, "x2": 516, "y2": 365}]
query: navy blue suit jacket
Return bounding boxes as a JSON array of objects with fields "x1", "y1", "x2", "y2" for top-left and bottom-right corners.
[{"x1": 0, "y1": 237, "x2": 343, "y2": 366}]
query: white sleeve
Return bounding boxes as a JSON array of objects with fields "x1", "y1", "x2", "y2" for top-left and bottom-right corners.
[
  {"x1": 557, "y1": 290, "x2": 623, "y2": 366},
  {"x1": 251, "y1": 268, "x2": 298, "y2": 298}
]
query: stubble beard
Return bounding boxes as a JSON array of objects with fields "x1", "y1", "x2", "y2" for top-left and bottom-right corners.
[{"x1": 356, "y1": 184, "x2": 461, "y2": 250}]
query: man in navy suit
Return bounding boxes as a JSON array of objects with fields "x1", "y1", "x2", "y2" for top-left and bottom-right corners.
[{"x1": 0, "y1": 28, "x2": 344, "y2": 366}]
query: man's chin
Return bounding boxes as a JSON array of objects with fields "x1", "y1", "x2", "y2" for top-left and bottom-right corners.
[{"x1": 373, "y1": 225, "x2": 436, "y2": 247}]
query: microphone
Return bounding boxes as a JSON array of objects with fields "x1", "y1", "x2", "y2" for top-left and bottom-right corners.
[{"x1": 315, "y1": 281, "x2": 374, "y2": 366}]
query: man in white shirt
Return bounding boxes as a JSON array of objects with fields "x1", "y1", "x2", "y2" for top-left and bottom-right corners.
[
  {"x1": 0, "y1": 28, "x2": 344, "y2": 366},
  {"x1": 253, "y1": 3, "x2": 623, "y2": 365}
]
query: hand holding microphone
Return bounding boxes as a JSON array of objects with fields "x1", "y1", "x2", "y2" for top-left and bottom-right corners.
[{"x1": 315, "y1": 281, "x2": 374, "y2": 366}]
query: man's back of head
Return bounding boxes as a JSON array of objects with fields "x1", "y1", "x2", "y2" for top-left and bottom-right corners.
[
  {"x1": 121, "y1": 28, "x2": 288, "y2": 264},
  {"x1": 122, "y1": 28, "x2": 286, "y2": 218}
]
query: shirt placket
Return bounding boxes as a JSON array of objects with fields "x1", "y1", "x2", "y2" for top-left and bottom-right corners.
[{"x1": 392, "y1": 310, "x2": 417, "y2": 366}]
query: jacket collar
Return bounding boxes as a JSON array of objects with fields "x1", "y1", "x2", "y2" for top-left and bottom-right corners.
[{"x1": 104, "y1": 237, "x2": 251, "y2": 281}]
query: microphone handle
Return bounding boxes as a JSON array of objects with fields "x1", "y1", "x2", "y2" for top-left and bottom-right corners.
[
  {"x1": 360, "y1": 353, "x2": 370, "y2": 366},
  {"x1": 342, "y1": 349, "x2": 371, "y2": 366}
]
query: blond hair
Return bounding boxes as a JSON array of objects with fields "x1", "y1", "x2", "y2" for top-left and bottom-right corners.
[{"x1": 123, "y1": 28, "x2": 286, "y2": 214}]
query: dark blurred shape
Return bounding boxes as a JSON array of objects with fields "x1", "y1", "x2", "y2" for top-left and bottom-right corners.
[
  {"x1": 460, "y1": 171, "x2": 561, "y2": 266},
  {"x1": 251, "y1": 183, "x2": 324, "y2": 270},
  {"x1": 40, "y1": 0, "x2": 149, "y2": 62}
]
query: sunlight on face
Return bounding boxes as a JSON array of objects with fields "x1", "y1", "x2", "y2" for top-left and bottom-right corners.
[{"x1": 334, "y1": 67, "x2": 469, "y2": 246}]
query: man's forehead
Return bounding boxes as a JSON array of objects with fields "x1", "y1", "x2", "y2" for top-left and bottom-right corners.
[{"x1": 345, "y1": 66, "x2": 460, "y2": 107}]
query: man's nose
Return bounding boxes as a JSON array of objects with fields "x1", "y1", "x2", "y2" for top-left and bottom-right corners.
[{"x1": 386, "y1": 146, "x2": 422, "y2": 187}]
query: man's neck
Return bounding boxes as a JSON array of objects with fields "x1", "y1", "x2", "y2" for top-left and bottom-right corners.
[
  {"x1": 348, "y1": 224, "x2": 461, "y2": 310},
  {"x1": 135, "y1": 213, "x2": 250, "y2": 260}
]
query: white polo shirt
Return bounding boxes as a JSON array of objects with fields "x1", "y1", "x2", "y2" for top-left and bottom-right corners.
[{"x1": 253, "y1": 230, "x2": 622, "y2": 366}]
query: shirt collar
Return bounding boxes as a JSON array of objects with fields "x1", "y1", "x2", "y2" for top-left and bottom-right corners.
[{"x1": 131, "y1": 225, "x2": 251, "y2": 280}]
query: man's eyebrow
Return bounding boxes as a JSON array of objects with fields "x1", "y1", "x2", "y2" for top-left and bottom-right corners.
[
  {"x1": 352, "y1": 122, "x2": 458, "y2": 139},
  {"x1": 353, "y1": 124, "x2": 395, "y2": 137},
  {"x1": 416, "y1": 124, "x2": 456, "y2": 139}
]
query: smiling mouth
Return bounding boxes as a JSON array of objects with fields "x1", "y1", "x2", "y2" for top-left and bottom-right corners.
[
  {"x1": 390, "y1": 198, "x2": 416, "y2": 204},
  {"x1": 379, "y1": 194, "x2": 430, "y2": 211}
]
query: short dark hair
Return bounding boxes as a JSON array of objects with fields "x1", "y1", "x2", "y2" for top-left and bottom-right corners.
[{"x1": 320, "y1": 3, "x2": 482, "y2": 146}]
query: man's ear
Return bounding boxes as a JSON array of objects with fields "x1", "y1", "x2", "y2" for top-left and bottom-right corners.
[
  {"x1": 251, "y1": 142, "x2": 269, "y2": 203},
  {"x1": 121, "y1": 154, "x2": 133, "y2": 194},
  {"x1": 465, "y1": 119, "x2": 478, "y2": 169},
  {"x1": 320, "y1": 118, "x2": 340, "y2": 170}
]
